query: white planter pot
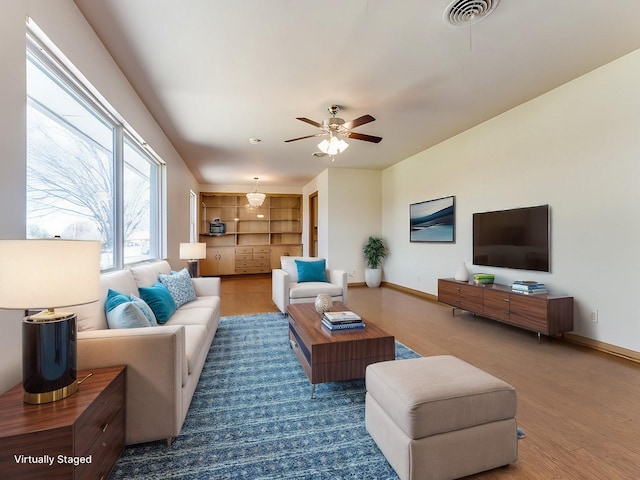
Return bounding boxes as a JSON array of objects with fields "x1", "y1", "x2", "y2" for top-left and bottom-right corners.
[{"x1": 365, "y1": 268, "x2": 382, "y2": 288}]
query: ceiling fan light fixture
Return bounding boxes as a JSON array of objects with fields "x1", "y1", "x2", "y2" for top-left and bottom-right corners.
[
  {"x1": 317, "y1": 136, "x2": 349, "y2": 156},
  {"x1": 246, "y1": 177, "x2": 266, "y2": 207}
]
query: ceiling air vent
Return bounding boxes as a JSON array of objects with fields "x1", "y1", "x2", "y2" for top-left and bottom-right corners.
[{"x1": 444, "y1": 0, "x2": 500, "y2": 26}]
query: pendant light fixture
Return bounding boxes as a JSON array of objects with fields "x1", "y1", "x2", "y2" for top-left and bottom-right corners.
[{"x1": 246, "y1": 177, "x2": 266, "y2": 207}]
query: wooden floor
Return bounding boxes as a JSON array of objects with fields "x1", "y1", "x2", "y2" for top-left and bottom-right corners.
[{"x1": 220, "y1": 275, "x2": 640, "y2": 479}]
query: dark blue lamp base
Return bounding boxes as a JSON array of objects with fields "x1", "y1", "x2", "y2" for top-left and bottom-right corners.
[{"x1": 22, "y1": 313, "x2": 77, "y2": 404}]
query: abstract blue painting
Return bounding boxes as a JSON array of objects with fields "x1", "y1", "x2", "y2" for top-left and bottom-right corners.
[{"x1": 410, "y1": 195, "x2": 455, "y2": 242}]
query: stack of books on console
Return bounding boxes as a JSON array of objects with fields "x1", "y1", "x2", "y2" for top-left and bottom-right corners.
[
  {"x1": 511, "y1": 281, "x2": 548, "y2": 295},
  {"x1": 322, "y1": 311, "x2": 365, "y2": 331},
  {"x1": 473, "y1": 273, "x2": 495, "y2": 285}
]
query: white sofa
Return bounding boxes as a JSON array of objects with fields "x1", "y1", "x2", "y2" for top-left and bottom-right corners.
[
  {"x1": 272, "y1": 256, "x2": 348, "y2": 314},
  {"x1": 73, "y1": 260, "x2": 220, "y2": 446}
]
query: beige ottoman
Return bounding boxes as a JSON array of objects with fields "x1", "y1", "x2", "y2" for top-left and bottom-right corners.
[{"x1": 365, "y1": 355, "x2": 518, "y2": 480}]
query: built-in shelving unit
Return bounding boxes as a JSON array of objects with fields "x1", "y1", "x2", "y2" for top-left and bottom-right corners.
[{"x1": 199, "y1": 193, "x2": 302, "y2": 275}]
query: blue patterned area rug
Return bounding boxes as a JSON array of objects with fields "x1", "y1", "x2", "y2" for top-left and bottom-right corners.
[{"x1": 109, "y1": 312, "x2": 419, "y2": 480}]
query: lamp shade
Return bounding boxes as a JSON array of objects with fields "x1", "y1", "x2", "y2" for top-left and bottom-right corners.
[
  {"x1": 179, "y1": 242, "x2": 207, "y2": 260},
  {"x1": 317, "y1": 136, "x2": 349, "y2": 156},
  {"x1": 0, "y1": 239, "x2": 101, "y2": 310}
]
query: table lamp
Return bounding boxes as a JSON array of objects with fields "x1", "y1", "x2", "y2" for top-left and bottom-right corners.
[
  {"x1": 0, "y1": 239, "x2": 101, "y2": 404},
  {"x1": 179, "y1": 242, "x2": 207, "y2": 277}
]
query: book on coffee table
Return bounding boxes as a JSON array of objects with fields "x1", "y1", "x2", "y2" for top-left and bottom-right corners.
[
  {"x1": 321, "y1": 318, "x2": 365, "y2": 331},
  {"x1": 323, "y1": 311, "x2": 362, "y2": 323}
]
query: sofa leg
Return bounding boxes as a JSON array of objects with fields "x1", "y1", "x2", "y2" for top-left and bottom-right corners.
[{"x1": 166, "y1": 437, "x2": 174, "y2": 447}]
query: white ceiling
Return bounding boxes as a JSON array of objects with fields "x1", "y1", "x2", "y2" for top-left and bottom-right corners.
[{"x1": 73, "y1": 0, "x2": 640, "y2": 188}]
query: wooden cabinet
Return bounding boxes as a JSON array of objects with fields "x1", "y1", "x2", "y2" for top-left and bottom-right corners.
[
  {"x1": 199, "y1": 193, "x2": 302, "y2": 275},
  {"x1": 270, "y1": 245, "x2": 303, "y2": 269},
  {"x1": 438, "y1": 278, "x2": 573, "y2": 338},
  {"x1": 437, "y1": 279, "x2": 483, "y2": 313},
  {"x1": 0, "y1": 365, "x2": 126, "y2": 480},
  {"x1": 201, "y1": 246, "x2": 236, "y2": 276},
  {"x1": 235, "y1": 246, "x2": 271, "y2": 274}
]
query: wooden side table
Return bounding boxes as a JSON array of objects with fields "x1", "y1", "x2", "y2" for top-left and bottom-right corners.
[{"x1": 0, "y1": 365, "x2": 126, "y2": 480}]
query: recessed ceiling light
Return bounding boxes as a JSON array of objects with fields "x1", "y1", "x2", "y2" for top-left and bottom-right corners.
[{"x1": 249, "y1": 138, "x2": 262, "y2": 144}]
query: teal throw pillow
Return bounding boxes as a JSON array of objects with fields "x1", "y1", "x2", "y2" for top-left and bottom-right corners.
[
  {"x1": 295, "y1": 259, "x2": 328, "y2": 283},
  {"x1": 158, "y1": 268, "x2": 197, "y2": 308},
  {"x1": 105, "y1": 289, "x2": 131, "y2": 312},
  {"x1": 106, "y1": 301, "x2": 152, "y2": 329},
  {"x1": 138, "y1": 282, "x2": 176, "y2": 324},
  {"x1": 130, "y1": 294, "x2": 158, "y2": 326}
]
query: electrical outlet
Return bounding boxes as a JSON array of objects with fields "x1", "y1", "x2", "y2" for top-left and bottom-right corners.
[
  {"x1": 350, "y1": 270, "x2": 356, "y2": 277},
  {"x1": 590, "y1": 311, "x2": 598, "y2": 323}
]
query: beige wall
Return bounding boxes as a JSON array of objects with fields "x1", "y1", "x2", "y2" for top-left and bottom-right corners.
[
  {"x1": 381, "y1": 48, "x2": 640, "y2": 353},
  {"x1": 0, "y1": 0, "x2": 199, "y2": 392},
  {"x1": 302, "y1": 168, "x2": 381, "y2": 283}
]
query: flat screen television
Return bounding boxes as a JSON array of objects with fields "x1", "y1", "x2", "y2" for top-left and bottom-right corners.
[{"x1": 473, "y1": 205, "x2": 550, "y2": 272}]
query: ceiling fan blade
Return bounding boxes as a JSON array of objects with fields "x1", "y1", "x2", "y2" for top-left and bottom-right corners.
[
  {"x1": 284, "y1": 133, "x2": 325, "y2": 143},
  {"x1": 296, "y1": 117, "x2": 323, "y2": 128},
  {"x1": 346, "y1": 132, "x2": 383, "y2": 143},
  {"x1": 343, "y1": 114, "x2": 375, "y2": 130}
]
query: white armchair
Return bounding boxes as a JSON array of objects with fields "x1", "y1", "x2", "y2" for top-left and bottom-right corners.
[{"x1": 272, "y1": 256, "x2": 348, "y2": 314}]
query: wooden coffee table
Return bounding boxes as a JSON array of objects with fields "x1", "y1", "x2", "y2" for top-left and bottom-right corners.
[{"x1": 287, "y1": 302, "x2": 395, "y2": 398}]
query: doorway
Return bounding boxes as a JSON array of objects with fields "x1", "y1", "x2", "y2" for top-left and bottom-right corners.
[{"x1": 309, "y1": 191, "x2": 318, "y2": 257}]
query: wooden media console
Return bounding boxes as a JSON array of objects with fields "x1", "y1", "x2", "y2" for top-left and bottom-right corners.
[{"x1": 438, "y1": 278, "x2": 574, "y2": 339}]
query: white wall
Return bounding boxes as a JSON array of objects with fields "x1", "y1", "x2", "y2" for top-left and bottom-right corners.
[
  {"x1": 303, "y1": 168, "x2": 381, "y2": 282},
  {"x1": 382, "y1": 49, "x2": 640, "y2": 353},
  {"x1": 327, "y1": 169, "x2": 382, "y2": 282},
  {"x1": 0, "y1": 0, "x2": 199, "y2": 393},
  {"x1": 0, "y1": 0, "x2": 28, "y2": 392}
]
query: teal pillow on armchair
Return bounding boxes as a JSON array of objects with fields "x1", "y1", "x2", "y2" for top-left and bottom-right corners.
[{"x1": 295, "y1": 259, "x2": 328, "y2": 282}]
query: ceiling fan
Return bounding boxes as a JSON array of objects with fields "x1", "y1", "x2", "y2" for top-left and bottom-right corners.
[{"x1": 284, "y1": 105, "x2": 382, "y2": 155}]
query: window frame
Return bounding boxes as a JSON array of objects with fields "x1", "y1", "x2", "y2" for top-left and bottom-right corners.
[{"x1": 26, "y1": 23, "x2": 166, "y2": 271}]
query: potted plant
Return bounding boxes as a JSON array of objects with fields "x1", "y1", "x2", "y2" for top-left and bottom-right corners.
[{"x1": 363, "y1": 236, "x2": 388, "y2": 288}]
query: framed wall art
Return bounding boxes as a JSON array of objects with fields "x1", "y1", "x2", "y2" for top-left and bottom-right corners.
[{"x1": 409, "y1": 195, "x2": 455, "y2": 243}]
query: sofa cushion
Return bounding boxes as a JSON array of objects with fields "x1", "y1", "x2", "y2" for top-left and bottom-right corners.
[
  {"x1": 106, "y1": 301, "x2": 152, "y2": 329},
  {"x1": 158, "y1": 268, "x2": 197, "y2": 308},
  {"x1": 138, "y1": 282, "x2": 176, "y2": 324},
  {"x1": 75, "y1": 269, "x2": 138, "y2": 331},
  {"x1": 168, "y1": 299, "x2": 220, "y2": 338},
  {"x1": 289, "y1": 282, "x2": 343, "y2": 299},
  {"x1": 295, "y1": 259, "x2": 328, "y2": 282},
  {"x1": 182, "y1": 324, "x2": 208, "y2": 376},
  {"x1": 129, "y1": 260, "x2": 172, "y2": 288}
]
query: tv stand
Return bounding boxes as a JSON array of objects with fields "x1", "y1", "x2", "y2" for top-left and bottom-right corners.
[{"x1": 438, "y1": 278, "x2": 573, "y2": 340}]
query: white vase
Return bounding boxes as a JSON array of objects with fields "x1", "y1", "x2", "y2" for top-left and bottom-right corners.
[
  {"x1": 315, "y1": 294, "x2": 333, "y2": 314},
  {"x1": 454, "y1": 263, "x2": 469, "y2": 282},
  {"x1": 365, "y1": 268, "x2": 382, "y2": 288}
]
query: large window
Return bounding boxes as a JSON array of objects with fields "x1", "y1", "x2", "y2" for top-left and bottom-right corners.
[{"x1": 26, "y1": 28, "x2": 164, "y2": 270}]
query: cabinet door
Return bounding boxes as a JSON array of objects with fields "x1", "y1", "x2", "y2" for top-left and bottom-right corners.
[
  {"x1": 437, "y1": 279, "x2": 460, "y2": 307},
  {"x1": 459, "y1": 284, "x2": 483, "y2": 312},
  {"x1": 216, "y1": 247, "x2": 236, "y2": 275},
  {"x1": 509, "y1": 294, "x2": 548, "y2": 333},
  {"x1": 483, "y1": 289, "x2": 511, "y2": 322},
  {"x1": 437, "y1": 280, "x2": 483, "y2": 313},
  {"x1": 201, "y1": 247, "x2": 236, "y2": 275}
]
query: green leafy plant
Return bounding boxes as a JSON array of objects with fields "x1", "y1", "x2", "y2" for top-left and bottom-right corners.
[{"x1": 363, "y1": 236, "x2": 388, "y2": 269}]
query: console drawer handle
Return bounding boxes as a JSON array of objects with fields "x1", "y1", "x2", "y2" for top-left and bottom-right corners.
[{"x1": 101, "y1": 422, "x2": 109, "y2": 433}]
